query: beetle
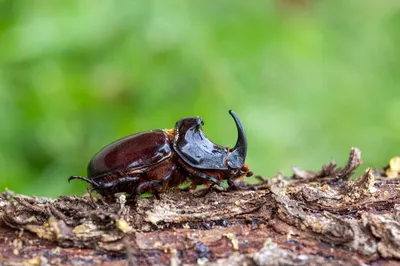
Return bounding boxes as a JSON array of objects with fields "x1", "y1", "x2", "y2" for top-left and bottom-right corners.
[{"x1": 69, "y1": 110, "x2": 253, "y2": 198}]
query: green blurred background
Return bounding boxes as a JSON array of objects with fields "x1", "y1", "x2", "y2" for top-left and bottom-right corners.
[{"x1": 1, "y1": 0, "x2": 399, "y2": 197}]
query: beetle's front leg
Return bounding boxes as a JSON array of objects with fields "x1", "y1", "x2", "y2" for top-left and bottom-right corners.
[
  {"x1": 230, "y1": 175, "x2": 264, "y2": 191},
  {"x1": 227, "y1": 178, "x2": 241, "y2": 190},
  {"x1": 193, "y1": 183, "x2": 224, "y2": 197},
  {"x1": 227, "y1": 176, "x2": 270, "y2": 191},
  {"x1": 193, "y1": 172, "x2": 224, "y2": 189},
  {"x1": 189, "y1": 172, "x2": 226, "y2": 197},
  {"x1": 179, "y1": 183, "x2": 197, "y2": 192}
]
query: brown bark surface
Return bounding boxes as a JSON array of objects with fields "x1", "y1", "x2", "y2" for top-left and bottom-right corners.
[{"x1": 1, "y1": 148, "x2": 400, "y2": 265}]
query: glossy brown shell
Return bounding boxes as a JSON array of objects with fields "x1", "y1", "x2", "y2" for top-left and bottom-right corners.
[{"x1": 87, "y1": 130, "x2": 172, "y2": 177}]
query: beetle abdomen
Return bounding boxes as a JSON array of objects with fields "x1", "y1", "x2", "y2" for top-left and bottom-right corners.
[{"x1": 88, "y1": 130, "x2": 172, "y2": 177}]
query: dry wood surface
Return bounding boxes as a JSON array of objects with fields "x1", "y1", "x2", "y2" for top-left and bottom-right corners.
[{"x1": 1, "y1": 148, "x2": 400, "y2": 265}]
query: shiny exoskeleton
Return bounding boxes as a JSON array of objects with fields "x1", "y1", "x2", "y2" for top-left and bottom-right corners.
[{"x1": 69, "y1": 110, "x2": 252, "y2": 197}]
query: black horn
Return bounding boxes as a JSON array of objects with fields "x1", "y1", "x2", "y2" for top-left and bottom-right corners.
[{"x1": 226, "y1": 110, "x2": 247, "y2": 168}]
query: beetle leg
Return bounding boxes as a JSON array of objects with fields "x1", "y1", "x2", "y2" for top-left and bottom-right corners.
[
  {"x1": 95, "y1": 177, "x2": 140, "y2": 189},
  {"x1": 227, "y1": 177, "x2": 268, "y2": 191},
  {"x1": 89, "y1": 170, "x2": 144, "y2": 181},
  {"x1": 228, "y1": 177, "x2": 241, "y2": 190},
  {"x1": 160, "y1": 165, "x2": 177, "y2": 192},
  {"x1": 95, "y1": 177, "x2": 140, "y2": 201},
  {"x1": 192, "y1": 172, "x2": 224, "y2": 189},
  {"x1": 68, "y1": 176, "x2": 100, "y2": 187},
  {"x1": 135, "y1": 181, "x2": 161, "y2": 195},
  {"x1": 194, "y1": 183, "x2": 216, "y2": 197},
  {"x1": 70, "y1": 175, "x2": 140, "y2": 195},
  {"x1": 133, "y1": 167, "x2": 177, "y2": 199},
  {"x1": 86, "y1": 186, "x2": 96, "y2": 205},
  {"x1": 179, "y1": 183, "x2": 197, "y2": 192}
]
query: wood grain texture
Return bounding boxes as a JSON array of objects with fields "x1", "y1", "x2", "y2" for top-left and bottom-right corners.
[{"x1": 1, "y1": 148, "x2": 400, "y2": 265}]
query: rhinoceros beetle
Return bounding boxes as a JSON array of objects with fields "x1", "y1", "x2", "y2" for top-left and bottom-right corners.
[{"x1": 69, "y1": 110, "x2": 252, "y2": 197}]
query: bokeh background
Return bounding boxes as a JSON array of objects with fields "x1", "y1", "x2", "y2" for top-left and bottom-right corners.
[{"x1": 1, "y1": 0, "x2": 400, "y2": 197}]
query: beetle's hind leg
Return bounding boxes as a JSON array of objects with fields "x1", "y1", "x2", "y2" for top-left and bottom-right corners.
[
  {"x1": 97, "y1": 176, "x2": 141, "y2": 200},
  {"x1": 69, "y1": 176, "x2": 100, "y2": 187},
  {"x1": 93, "y1": 176, "x2": 140, "y2": 189},
  {"x1": 69, "y1": 175, "x2": 140, "y2": 190},
  {"x1": 69, "y1": 175, "x2": 141, "y2": 199},
  {"x1": 135, "y1": 180, "x2": 164, "y2": 199}
]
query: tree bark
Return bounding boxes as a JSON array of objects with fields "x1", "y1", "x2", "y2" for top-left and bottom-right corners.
[{"x1": 1, "y1": 148, "x2": 400, "y2": 265}]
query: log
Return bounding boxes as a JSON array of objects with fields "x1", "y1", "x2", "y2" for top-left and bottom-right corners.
[{"x1": 1, "y1": 148, "x2": 400, "y2": 265}]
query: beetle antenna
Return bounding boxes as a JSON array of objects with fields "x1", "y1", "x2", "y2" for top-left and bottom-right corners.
[{"x1": 68, "y1": 176, "x2": 100, "y2": 187}]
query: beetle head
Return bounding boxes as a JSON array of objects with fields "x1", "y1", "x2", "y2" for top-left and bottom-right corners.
[
  {"x1": 175, "y1": 117, "x2": 204, "y2": 134},
  {"x1": 173, "y1": 110, "x2": 247, "y2": 170}
]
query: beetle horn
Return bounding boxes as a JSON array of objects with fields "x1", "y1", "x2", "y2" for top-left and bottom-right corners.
[{"x1": 227, "y1": 110, "x2": 247, "y2": 169}]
